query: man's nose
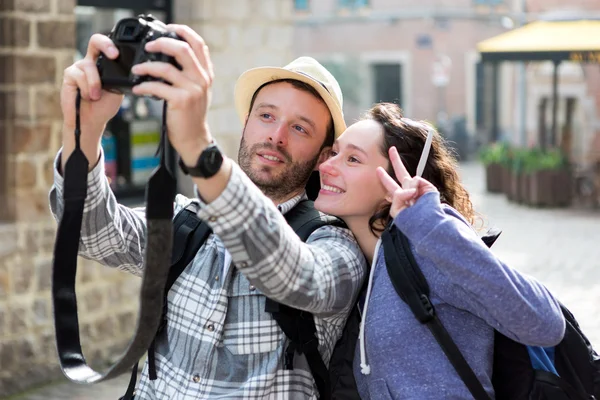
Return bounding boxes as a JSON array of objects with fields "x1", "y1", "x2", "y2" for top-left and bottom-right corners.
[{"x1": 267, "y1": 123, "x2": 288, "y2": 146}]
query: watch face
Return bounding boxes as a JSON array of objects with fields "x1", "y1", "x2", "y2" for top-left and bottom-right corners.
[{"x1": 198, "y1": 144, "x2": 223, "y2": 177}]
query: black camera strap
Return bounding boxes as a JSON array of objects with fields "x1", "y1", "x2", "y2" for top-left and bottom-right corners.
[{"x1": 52, "y1": 90, "x2": 177, "y2": 383}]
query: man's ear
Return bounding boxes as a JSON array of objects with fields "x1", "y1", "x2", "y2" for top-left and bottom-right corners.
[{"x1": 315, "y1": 146, "x2": 332, "y2": 171}]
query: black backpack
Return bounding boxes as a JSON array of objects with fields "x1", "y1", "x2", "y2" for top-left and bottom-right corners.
[
  {"x1": 381, "y1": 224, "x2": 600, "y2": 400},
  {"x1": 120, "y1": 199, "x2": 353, "y2": 400}
]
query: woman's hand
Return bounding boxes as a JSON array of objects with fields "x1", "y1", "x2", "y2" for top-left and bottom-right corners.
[{"x1": 376, "y1": 146, "x2": 438, "y2": 218}]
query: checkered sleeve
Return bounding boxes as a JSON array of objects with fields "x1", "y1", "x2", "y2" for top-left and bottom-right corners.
[
  {"x1": 48, "y1": 149, "x2": 190, "y2": 276},
  {"x1": 197, "y1": 163, "x2": 367, "y2": 317}
]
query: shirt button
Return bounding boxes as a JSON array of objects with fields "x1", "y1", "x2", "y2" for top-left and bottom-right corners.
[
  {"x1": 209, "y1": 216, "x2": 217, "y2": 222},
  {"x1": 249, "y1": 285, "x2": 255, "y2": 291},
  {"x1": 206, "y1": 323, "x2": 215, "y2": 332},
  {"x1": 214, "y1": 275, "x2": 219, "y2": 281},
  {"x1": 240, "y1": 262, "x2": 248, "y2": 268},
  {"x1": 192, "y1": 374, "x2": 200, "y2": 383}
]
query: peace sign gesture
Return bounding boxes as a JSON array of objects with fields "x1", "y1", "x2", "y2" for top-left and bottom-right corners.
[{"x1": 376, "y1": 146, "x2": 438, "y2": 218}]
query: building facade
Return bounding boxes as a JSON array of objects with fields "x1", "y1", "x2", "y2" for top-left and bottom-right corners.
[{"x1": 292, "y1": 0, "x2": 600, "y2": 164}]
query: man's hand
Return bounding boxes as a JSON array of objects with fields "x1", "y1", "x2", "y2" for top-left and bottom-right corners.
[
  {"x1": 61, "y1": 34, "x2": 124, "y2": 171},
  {"x1": 131, "y1": 24, "x2": 215, "y2": 166}
]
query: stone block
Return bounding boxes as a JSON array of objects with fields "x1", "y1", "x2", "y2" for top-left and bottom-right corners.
[
  {"x1": 0, "y1": 265, "x2": 8, "y2": 300},
  {"x1": 82, "y1": 287, "x2": 104, "y2": 313},
  {"x1": 43, "y1": 156, "x2": 55, "y2": 187},
  {"x1": 199, "y1": 24, "x2": 228, "y2": 50},
  {"x1": 33, "y1": 297, "x2": 50, "y2": 327},
  {"x1": 35, "y1": 258, "x2": 52, "y2": 291},
  {"x1": 0, "y1": 90, "x2": 31, "y2": 120},
  {"x1": 214, "y1": 0, "x2": 249, "y2": 21},
  {"x1": 11, "y1": 159, "x2": 37, "y2": 190},
  {"x1": 12, "y1": 256, "x2": 34, "y2": 293},
  {"x1": 34, "y1": 88, "x2": 61, "y2": 120},
  {"x1": 0, "y1": 17, "x2": 31, "y2": 48},
  {"x1": 16, "y1": 55, "x2": 56, "y2": 84},
  {"x1": 15, "y1": 0, "x2": 50, "y2": 12},
  {"x1": 37, "y1": 20, "x2": 75, "y2": 49},
  {"x1": 13, "y1": 190, "x2": 52, "y2": 223},
  {"x1": 13, "y1": 123, "x2": 53, "y2": 154},
  {"x1": 241, "y1": 25, "x2": 265, "y2": 48},
  {"x1": 57, "y1": 0, "x2": 76, "y2": 14},
  {"x1": 95, "y1": 316, "x2": 117, "y2": 338},
  {"x1": 9, "y1": 305, "x2": 28, "y2": 335},
  {"x1": 117, "y1": 311, "x2": 135, "y2": 334},
  {"x1": 39, "y1": 330, "x2": 57, "y2": 360},
  {"x1": 266, "y1": 26, "x2": 293, "y2": 50},
  {"x1": 0, "y1": 340, "x2": 17, "y2": 368}
]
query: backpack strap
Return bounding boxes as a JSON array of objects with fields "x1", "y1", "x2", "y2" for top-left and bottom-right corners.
[
  {"x1": 265, "y1": 199, "x2": 345, "y2": 400},
  {"x1": 121, "y1": 203, "x2": 212, "y2": 400},
  {"x1": 381, "y1": 225, "x2": 492, "y2": 400}
]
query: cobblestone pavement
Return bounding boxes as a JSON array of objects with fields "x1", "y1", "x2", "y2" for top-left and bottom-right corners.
[{"x1": 13, "y1": 161, "x2": 600, "y2": 399}]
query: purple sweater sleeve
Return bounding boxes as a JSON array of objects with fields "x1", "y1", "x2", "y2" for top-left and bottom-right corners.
[{"x1": 393, "y1": 191, "x2": 565, "y2": 347}]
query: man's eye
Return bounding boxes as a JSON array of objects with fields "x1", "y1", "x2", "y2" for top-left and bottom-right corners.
[
  {"x1": 293, "y1": 125, "x2": 307, "y2": 134},
  {"x1": 260, "y1": 113, "x2": 272, "y2": 119}
]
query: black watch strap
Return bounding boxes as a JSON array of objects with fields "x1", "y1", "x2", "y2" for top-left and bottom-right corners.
[{"x1": 179, "y1": 142, "x2": 223, "y2": 178}]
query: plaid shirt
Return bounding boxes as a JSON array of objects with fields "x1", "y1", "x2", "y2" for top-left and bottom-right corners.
[{"x1": 49, "y1": 152, "x2": 367, "y2": 400}]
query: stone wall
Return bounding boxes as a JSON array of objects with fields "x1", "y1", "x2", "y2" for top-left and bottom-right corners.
[
  {"x1": 0, "y1": 0, "x2": 139, "y2": 396},
  {"x1": 0, "y1": 0, "x2": 293, "y2": 397}
]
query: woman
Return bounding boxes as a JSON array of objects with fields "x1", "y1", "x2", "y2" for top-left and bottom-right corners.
[{"x1": 314, "y1": 103, "x2": 565, "y2": 399}]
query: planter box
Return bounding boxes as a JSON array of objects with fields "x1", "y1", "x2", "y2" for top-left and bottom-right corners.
[
  {"x1": 529, "y1": 169, "x2": 572, "y2": 207},
  {"x1": 551, "y1": 169, "x2": 572, "y2": 207},
  {"x1": 508, "y1": 171, "x2": 524, "y2": 203},
  {"x1": 520, "y1": 173, "x2": 532, "y2": 205},
  {"x1": 485, "y1": 163, "x2": 503, "y2": 193},
  {"x1": 501, "y1": 164, "x2": 512, "y2": 196}
]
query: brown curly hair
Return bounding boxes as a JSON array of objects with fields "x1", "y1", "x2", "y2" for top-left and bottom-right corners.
[{"x1": 365, "y1": 103, "x2": 477, "y2": 234}]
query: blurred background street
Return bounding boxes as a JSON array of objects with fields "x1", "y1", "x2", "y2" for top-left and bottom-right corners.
[{"x1": 1, "y1": 0, "x2": 599, "y2": 398}]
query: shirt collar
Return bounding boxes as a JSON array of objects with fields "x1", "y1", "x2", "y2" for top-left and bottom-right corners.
[{"x1": 277, "y1": 191, "x2": 308, "y2": 215}]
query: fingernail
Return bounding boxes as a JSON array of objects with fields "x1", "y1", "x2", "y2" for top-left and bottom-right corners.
[
  {"x1": 91, "y1": 87, "x2": 101, "y2": 100},
  {"x1": 107, "y1": 46, "x2": 118, "y2": 57}
]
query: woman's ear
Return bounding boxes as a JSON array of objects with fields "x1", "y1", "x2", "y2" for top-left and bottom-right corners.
[{"x1": 315, "y1": 146, "x2": 332, "y2": 171}]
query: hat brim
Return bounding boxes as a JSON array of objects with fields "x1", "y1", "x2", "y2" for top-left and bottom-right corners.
[{"x1": 234, "y1": 67, "x2": 346, "y2": 139}]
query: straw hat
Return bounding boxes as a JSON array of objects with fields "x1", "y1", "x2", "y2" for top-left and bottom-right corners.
[{"x1": 234, "y1": 56, "x2": 346, "y2": 138}]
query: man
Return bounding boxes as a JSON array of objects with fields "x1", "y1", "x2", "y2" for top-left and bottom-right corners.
[{"x1": 50, "y1": 24, "x2": 366, "y2": 399}]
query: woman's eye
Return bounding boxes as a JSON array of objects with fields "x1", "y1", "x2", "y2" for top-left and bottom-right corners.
[
  {"x1": 260, "y1": 113, "x2": 272, "y2": 119},
  {"x1": 329, "y1": 150, "x2": 338, "y2": 157},
  {"x1": 349, "y1": 156, "x2": 360, "y2": 163}
]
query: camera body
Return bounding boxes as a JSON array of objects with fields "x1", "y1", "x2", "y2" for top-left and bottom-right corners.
[{"x1": 98, "y1": 15, "x2": 182, "y2": 93}]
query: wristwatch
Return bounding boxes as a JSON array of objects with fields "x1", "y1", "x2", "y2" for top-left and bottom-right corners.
[{"x1": 178, "y1": 142, "x2": 224, "y2": 178}]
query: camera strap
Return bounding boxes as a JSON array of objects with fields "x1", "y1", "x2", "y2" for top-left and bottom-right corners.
[{"x1": 51, "y1": 89, "x2": 177, "y2": 383}]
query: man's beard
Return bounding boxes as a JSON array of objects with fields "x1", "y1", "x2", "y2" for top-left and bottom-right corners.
[{"x1": 238, "y1": 136, "x2": 320, "y2": 200}]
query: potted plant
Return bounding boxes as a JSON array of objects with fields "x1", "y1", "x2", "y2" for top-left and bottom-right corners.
[
  {"x1": 528, "y1": 149, "x2": 571, "y2": 207},
  {"x1": 479, "y1": 142, "x2": 509, "y2": 194}
]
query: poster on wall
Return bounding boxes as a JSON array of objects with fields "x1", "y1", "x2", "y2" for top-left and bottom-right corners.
[{"x1": 130, "y1": 119, "x2": 161, "y2": 186}]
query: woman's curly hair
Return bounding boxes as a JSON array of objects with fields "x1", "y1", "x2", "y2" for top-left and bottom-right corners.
[{"x1": 365, "y1": 103, "x2": 477, "y2": 234}]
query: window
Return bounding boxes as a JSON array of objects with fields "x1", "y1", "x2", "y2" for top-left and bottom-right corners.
[
  {"x1": 294, "y1": 0, "x2": 309, "y2": 11},
  {"x1": 338, "y1": 0, "x2": 369, "y2": 9},
  {"x1": 473, "y1": 0, "x2": 503, "y2": 5},
  {"x1": 372, "y1": 63, "x2": 403, "y2": 107}
]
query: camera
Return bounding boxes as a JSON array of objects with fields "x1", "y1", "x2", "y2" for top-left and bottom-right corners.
[{"x1": 97, "y1": 14, "x2": 182, "y2": 93}]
